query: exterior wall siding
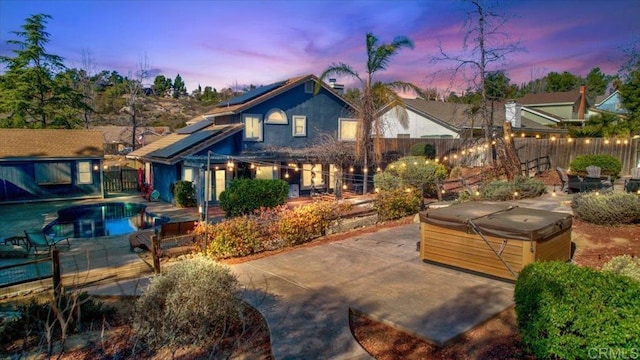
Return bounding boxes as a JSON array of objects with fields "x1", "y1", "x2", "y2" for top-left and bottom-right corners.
[
  {"x1": 379, "y1": 107, "x2": 459, "y2": 139},
  {"x1": 0, "y1": 159, "x2": 103, "y2": 203},
  {"x1": 152, "y1": 163, "x2": 180, "y2": 203}
]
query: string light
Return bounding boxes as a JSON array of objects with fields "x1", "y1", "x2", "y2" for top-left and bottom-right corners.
[
  {"x1": 376, "y1": 167, "x2": 382, "y2": 172},
  {"x1": 349, "y1": 166, "x2": 354, "y2": 172},
  {"x1": 284, "y1": 171, "x2": 289, "y2": 178},
  {"x1": 363, "y1": 168, "x2": 368, "y2": 173},
  {"x1": 624, "y1": 139, "x2": 629, "y2": 145},
  {"x1": 535, "y1": 134, "x2": 540, "y2": 139},
  {"x1": 585, "y1": 139, "x2": 590, "y2": 144},
  {"x1": 568, "y1": 137, "x2": 573, "y2": 143},
  {"x1": 604, "y1": 139, "x2": 610, "y2": 145},
  {"x1": 520, "y1": 133, "x2": 525, "y2": 137},
  {"x1": 550, "y1": 136, "x2": 556, "y2": 141},
  {"x1": 616, "y1": 139, "x2": 622, "y2": 145}
]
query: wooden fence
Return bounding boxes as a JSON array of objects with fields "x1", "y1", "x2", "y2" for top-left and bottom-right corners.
[
  {"x1": 381, "y1": 137, "x2": 639, "y2": 175},
  {"x1": 103, "y1": 168, "x2": 139, "y2": 192}
]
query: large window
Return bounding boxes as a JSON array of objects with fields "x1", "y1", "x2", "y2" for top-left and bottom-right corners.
[
  {"x1": 265, "y1": 108, "x2": 288, "y2": 124},
  {"x1": 77, "y1": 161, "x2": 92, "y2": 184},
  {"x1": 302, "y1": 163, "x2": 324, "y2": 188},
  {"x1": 339, "y1": 118, "x2": 358, "y2": 141},
  {"x1": 292, "y1": 115, "x2": 307, "y2": 137},
  {"x1": 243, "y1": 114, "x2": 263, "y2": 141},
  {"x1": 256, "y1": 164, "x2": 275, "y2": 180},
  {"x1": 35, "y1": 162, "x2": 72, "y2": 185}
]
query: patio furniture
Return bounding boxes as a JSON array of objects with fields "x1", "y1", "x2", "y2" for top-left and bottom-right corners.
[
  {"x1": 586, "y1": 165, "x2": 613, "y2": 190},
  {"x1": 557, "y1": 167, "x2": 587, "y2": 193},
  {"x1": 625, "y1": 167, "x2": 640, "y2": 193},
  {"x1": 24, "y1": 230, "x2": 70, "y2": 253}
]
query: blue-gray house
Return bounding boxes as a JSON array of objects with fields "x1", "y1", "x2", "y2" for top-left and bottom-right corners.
[
  {"x1": 127, "y1": 74, "x2": 358, "y2": 204},
  {"x1": 0, "y1": 129, "x2": 104, "y2": 203}
]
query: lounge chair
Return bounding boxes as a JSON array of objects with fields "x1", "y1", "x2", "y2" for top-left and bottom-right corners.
[
  {"x1": 24, "y1": 230, "x2": 70, "y2": 253},
  {"x1": 557, "y1": 167, "x2": 587, "y2": 193},
  {"x1": 585, "y1": 165, "x2": 613, "y2": 190},
  {"x1": 625, "y1": 167, "x2": 640, "y2": 193}
]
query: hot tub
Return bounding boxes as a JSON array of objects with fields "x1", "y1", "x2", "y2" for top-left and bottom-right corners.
[{"x1": 419, "y1": 203, "x2": 572, "y2": 281}]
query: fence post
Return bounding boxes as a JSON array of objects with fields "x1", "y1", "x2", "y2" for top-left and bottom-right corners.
[
  {"x1": 52, "y1": 249, "x2": 61, "y2": 300},
  {"x1": 151, "y1": 235, "x2": 161, "y2": 273}
]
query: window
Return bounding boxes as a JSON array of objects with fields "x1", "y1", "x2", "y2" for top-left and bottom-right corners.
[
  {"x1": 256, "y1": 165, "x2": 275, "y2": 180},
  {"x1": 304, "y1": 80, "x2": 314, "y2": 93},
  {"x1": 339, "y1": 118, "x2": 358, "y2": 141},
  {"x1": 243, "y1": 114, "x2": 263, "y2": 141},
  {"x1": 329, "y1": 164, "x2": 337, "y2": 189},
  {"x1": 292, "y1": 115, "x2": 307, "y2": 137},
  {"x1": 183, "y1": 167, "x2": 194, "y2": 182},
  {"x1": 77, "y1": 161, "x2": 92, "y2": 184},
  {"x1": 35, "y1": 162, "x2": 72, "y2": 185},
  {"x1": 397, "y1": 133, "x2": 411, "y2": 138},
  {"x1": 302, "y1": 163, "x2": 324, "y2": 188},
  {"x1": 265, "y1": 108, "x2": 288, "y2": 124}
]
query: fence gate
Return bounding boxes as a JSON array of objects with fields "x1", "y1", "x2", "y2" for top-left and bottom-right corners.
[{"x1": 103, "y1": 168, "x2": 139, "y2": 192}]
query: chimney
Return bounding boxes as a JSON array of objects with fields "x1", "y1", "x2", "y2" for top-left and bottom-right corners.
[
  {"x1": 505, "y1": 101, "x2": 521, "y2": 128},
  {"x1": 578, "y1": 84, "x2": 586, "y2": 120},
  {"x1": 329, "y1": 78, "x2": 336, "y2": 88},
  {"x1": 328, "y1": 78, "x2": 344, "y2": 95}
]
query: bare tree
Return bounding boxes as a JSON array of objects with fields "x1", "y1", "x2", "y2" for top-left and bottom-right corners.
[
  {"x1": 123, "y1": 54, "x2": 150, "y2": 151},
  {"x1": 78, "y1": 49, "x2": 97, "y2": 128}
]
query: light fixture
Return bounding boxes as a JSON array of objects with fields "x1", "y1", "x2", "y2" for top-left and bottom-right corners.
[
  {"x1": 551, "y1": 136, "x2": 556, "y2": 141},
  {"x1": 376, "y1": 167, "x2": 382, "y2": 172},
  {"x1": 475, "y1": 191, "x2": 480, "y2": 196},
  {"x1": 604, "y1": 139, "x2": 610, "y2": 145},
  {"x1": 342, "y1": 184, "x2": 347, "y2": 190},
  {"x1": 616, "y1": 139, "x2": 622, "y2": 144},
  {"x1": 285, "y1": 172, "x2": 289, "y2": 178},
  {"x1": 250, "y1": 163, "x2": 255, "y2": 169},
  {"x1": 363, "y1": 168, "x2": 368, "y2": 173},
  {"x1": 513, "y1": 191, "x2": 519, "y2": 197},
  {"x1": 585, "y1": 139, "x2": 590, "y2": 144},
  {"x1": 349, "y1": 167, "x2": 354, "y2": 172}
]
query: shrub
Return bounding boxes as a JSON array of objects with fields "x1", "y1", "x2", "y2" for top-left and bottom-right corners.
[
  {"x1": 278, "y1": 201, "x2": 347, "y2": 246},
  {"x1": 571, "y1": 191, "x2": 640, "y2": 225},
  {"x1": 134, "y1": 257, "x2": 242, "y2": 351},
  {"x1": 374, "y1": 156, "x2": 447, "y2": 196},
  {"x1": 602, "y1": 255, "x2": 640, "y2": 282},
  {"x1": 219, "y1": 178, "x2": 289, "y2": 217},
  {"x1": 515, "y1": 261, "x2": 640, "y2": 360},
  {"x1": 195, "y1": 216, "x2": 262, "y2": 258},
  {"x1": 375, "y1": 188, "x2": 422, "y2": 221},
  {"x1": 173, "y1": 180, "x2": 196, "y2": 207},
  {"x1": 479, "y1": 176, "x2": 546, "y2": 201},
  {"x1": 569, "y1": 154, "x2": 622, "y2": 178},
  {"x1": 409, "y1": 142, "x2": 436, "y2": 158}
]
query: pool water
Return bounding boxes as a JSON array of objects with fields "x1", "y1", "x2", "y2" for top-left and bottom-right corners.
[{"x1": 43, "y1": 202, "x2": 170, "y2": 238}]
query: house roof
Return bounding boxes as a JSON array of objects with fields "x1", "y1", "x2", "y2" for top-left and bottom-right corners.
[
  {"x1": 127, "y1": 123, "x2": 244, "y2": 165},
  {"x1": 92, "y1": 125, "x2": 170, "y2": 144},
  {"x1": 517, "y1": 91, "x2": 581, "y2": 105},
  {"x1": 0, "y1": 129, "x2": 103, "y2": 159},
  {"x1": 401, "y1": 99, "x2": 480, "y2": 130},
  {"x1": 205, "y1": 74, "x2": 356, "y2": 117}
]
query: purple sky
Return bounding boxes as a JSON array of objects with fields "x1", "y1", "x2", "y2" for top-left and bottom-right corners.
[{"x1": 1, "y1": 0, "x2": 639, "y2": 95}]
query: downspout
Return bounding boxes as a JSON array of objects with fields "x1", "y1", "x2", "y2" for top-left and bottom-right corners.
[{"x1": 578, "y1": 85, "x2": 586, "y2": 120}]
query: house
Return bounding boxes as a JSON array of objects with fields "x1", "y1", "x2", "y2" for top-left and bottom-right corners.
[
  {"x1": 127, "y1": 74, "x2": 357, "y2": 204},
  {"x1": 593, "y1": 90, "x2": 628, "y2": 115},
  {"x1": 0, "y1": 129, "x2": 104, "y2": 203},
  {"x1": 517, "y1": 85, "x2": 591, "y2": 126},
  {"x1": 377, "y1": 98, "x2": 564, "y2": 140}
]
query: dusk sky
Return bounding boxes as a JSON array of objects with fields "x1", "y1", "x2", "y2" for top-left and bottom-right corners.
[{"x1": 1, "y1": 0, "x2": 639, "y2": 95}]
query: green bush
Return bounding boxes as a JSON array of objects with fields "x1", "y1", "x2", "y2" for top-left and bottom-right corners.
[
  {"x1": 571, "y1": 191, "x2": 640, "y2": 225},
  {"x1": 219, "y1": 178, "x2": 289, "y2": 217},
  {"x1": 173, "y1": 180, "x2": 196, "y2": 207},
  {"x1": 515, "y1": 261, "x2": 640, "y2": 360},
  {"x1": 479, "y1": 176, "x2": 547, "y2": 201},
  {"x1": 569, "y1": 154, "x2": 622, "y2": 178},
  {"x1": 602, "y1": 255, "x2": 640, "y2": 282},
  {"x1": 374, "y1": 156, "x2": 447, "y2": 196},
  {"x1": 409, "y1": 142, "x2": 436, "y2": 158},
  {"x1": 375, "y1": 188, "x2": 423, "y2": 221},
  {"x1": 134, "y1": 257, "x2": 242, "y2": 351}
]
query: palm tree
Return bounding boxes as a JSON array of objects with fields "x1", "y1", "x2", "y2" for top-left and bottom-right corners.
[{"x1": 316, "y1": 32, "x2": 419, "y2": 193}]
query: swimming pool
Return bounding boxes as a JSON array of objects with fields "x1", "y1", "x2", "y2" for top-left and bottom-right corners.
[{"x1": 43, "y1": 202, "x2": 170, "y2": 238}]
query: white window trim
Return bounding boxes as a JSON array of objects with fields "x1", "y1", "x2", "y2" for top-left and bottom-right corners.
[
  {"x1": 77, "y1": 161, "x2": 92, "y2": 184},
  {"x1": 292, "y1": 115, "x2": 307, "y2": 137},
  {"x1": 338, "y1": 118, "x2": 358, "y2": 141},
  {"x1": 265, "y1": 108, "x2": 288, "y2": 124},
  {"x1": 243, "y1": 113, "x2": 263, "y2": 141}
]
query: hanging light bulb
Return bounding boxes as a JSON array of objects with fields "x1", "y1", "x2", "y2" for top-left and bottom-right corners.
[
  {"x1": 342, "y1": 184, "x2": 347, "y2": 190},
  {"x1": 349, "y1": 166, "x2": 354, "y2": 172},
  {"x1": 250, "y1": 163, "x2": 255, "y2": 169},
  {"x1": 363, "y1": 168, "x2": 368, "y2": 173},
  {"x1": 520, "y1": 133, "x2": 525, "y2": 138},
  {"x1": 604, "y1": 139, "x2": 610, "y2": 145},
  {"x1": 616, "y1": 139, "x2": 622, "y2": 145},
  {"x1": 585, "y1": 139, "x2": 590, "y2": 144},
  {"x1": 285, "y1": 172, "x2": 289, "y2": 178},
  {"x1": 551, "y1": 136, "x2": 556, "y2": 141},
  {"x1": 376, "y1": 167, "x2": 382, "y2": 172}
]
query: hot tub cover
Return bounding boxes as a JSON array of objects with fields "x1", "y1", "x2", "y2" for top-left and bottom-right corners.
[{"x1": 419, "y1": 203, "x2": 572, "y2": 242}]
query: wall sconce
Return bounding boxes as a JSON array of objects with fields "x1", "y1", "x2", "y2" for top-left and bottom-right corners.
[{"x1": 93, "y1": 164, "x2": 100, "y2": 171}]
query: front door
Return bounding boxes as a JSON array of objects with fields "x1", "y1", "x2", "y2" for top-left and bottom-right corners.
[{"x1": 214, "y1": 169, "x2": 226, "y2": 201}]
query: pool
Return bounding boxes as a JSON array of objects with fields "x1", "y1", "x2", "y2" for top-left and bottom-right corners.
[{"x1": 43, "y1": 202, "x2": 170, "y2": 238}]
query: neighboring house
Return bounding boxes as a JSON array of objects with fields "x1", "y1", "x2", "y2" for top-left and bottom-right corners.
[
  {"x1": 127, "y1": 74, "x2": 356, "y2": 204},
  {"x1": 517, "y1": 85, "x2": 591, "y2": 126},
  {"x1": 0, "y1": 129, "x2": 104, "y2": 203},
  {"x1": 593, "y1": 90, "x2": 629, "y2": 115},
  {"x1": 93, "y1": 125, "x2": 170, "y2": 155},
  {"x1": 377, "y1": 98, "x2": 563, "y2": 140}
]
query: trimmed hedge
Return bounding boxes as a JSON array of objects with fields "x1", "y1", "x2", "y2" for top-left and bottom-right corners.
[
  {"x1": 569, "y1": 154, "x2": 622, "y2": 178},
  {"x1": 219, "y1": 178, "x2": 289, "y2": 217},
  {"x1": 515, "y1": 261, "x2": 640, "y2": 360},
  {"x1": 375, "y1": 188, "x2": 423, "y2": 221},
  {"x1": 571, "y1": 191, "x2": 640, "y2": 225}
]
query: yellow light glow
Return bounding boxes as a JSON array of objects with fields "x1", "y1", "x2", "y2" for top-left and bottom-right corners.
[
  {"x1": 568, "y1": 137, "x2": 573, "y2": 143},
  {"x1": 513, "y1": 191, "x2": 519, "y2": 197},
  {"x1": 453, "y1": 154, "x2": 458, "y2": 159},
  {"x1": 491, "y1": 140, "x2": 496, "y2": 145},
  {"x1": 535, "y1": 134, "x2": 540, "y2": 139},
  {"x1": 585, "y1": 139, "x2": 590, "y2": 144},
  {"x1": 461, "y1": 150, "x2": 466, "y2": 155},
  {"x1": 342, "y1": 184, "x2": 347, "y2": 190},
  {"x1": 375, "y1": 188, "x2": 380, "y2": 193},
  {"x1": 441, "y1": 189, "x2": 445, "y2": 194},
  {"x1": 363, "y1": 168, "x2": 368, "y2": 173},
  {"x1": 551, "y1": 136, "x2": 556, "y2": 141},
  {"x1": 257, "y1": 169, "x2": 262, "y2": 174},
  {"x1": 273, "y1": 166, "x2": 277, "y2": 170},
  {"x1": 443, "y1": 156, "x2": 448, "y2": 161},
  {"x1": 520, "y1": 133, "x2": 525, "y2": 137},
  {"x1": 285, "y1": 172, "x2": 289, "y2": 178},
  {"x1": 406, "y1": 188, "x2": 411, "y2": 193},
  {"x1": 475, "y1": 191, "x2": 480, "y2": 196},
  {"x1": 390, "y1": 164, "x2": 395, "y2": 169},
  {"x1": 616, "y1": 139, "x2": 622, "y2": 144},
  {"x1": 604, "y1": 139, "x2": 610, "y2": 144},
  {"x1": 552, "y1": 191, "x2": 557, "y2": 197},
  {"x1": 376, "y1": 167, "x2": 382, "y2": 172},
  {"x1": 624, "y1": 139, "x2": 629, "y2": 145},
  {"x1": 435, "y1": 158, "x2": 439, "y2": 162},
  {"x1": 349, "y1": 167, "x2": 354, "y2": 172},
  {"x1": 413, "y1": 161, "x2": 418, "y2": 165}
]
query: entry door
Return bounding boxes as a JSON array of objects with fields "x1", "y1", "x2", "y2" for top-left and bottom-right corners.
[{"x1": 214, "y1": 169, "x2": 226, "y2": 201}]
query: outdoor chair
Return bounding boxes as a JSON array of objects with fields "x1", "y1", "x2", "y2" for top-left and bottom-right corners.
[
  {"x1": 557, "y1": 167, "x2": 587, "y2": 193},
  {"x1": 585, "y1": 165, "x2": 613, "y2": 190},
  {"x1": 625, "y1": 167, "x2": 640, "y2": 193},
  {"x1": 24, "y1": 230, "x2": 70, "y2": 254}
]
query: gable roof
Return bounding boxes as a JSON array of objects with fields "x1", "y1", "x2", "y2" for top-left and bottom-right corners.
[
  {"x1": 517, "y1": 90, "x2": 581, "y2": 105},
  {"x1": 0, "y1": 129, "x2": 103, "y2": 159},
  {"x1": 401, "y1": 99, "x2": 480, "y2": 130},
  {"x1": 206, "y1": 74, "x2": 356, "y2": 117}
]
